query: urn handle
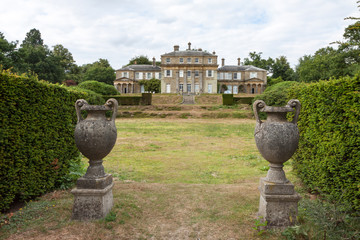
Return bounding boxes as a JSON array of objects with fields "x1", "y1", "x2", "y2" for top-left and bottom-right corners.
[
  {"x1": 105, "y1": 98, "x2": 118, "y2": 121},
  {"x1": 253, "y1": 100, "x2": 266, "y2": 125},
  {"x1": 75, "y1": 99, "x2": 88, "y2": 122},
  {"x1": 287, "y1": 99, "x2": 301, "y2": 124}
]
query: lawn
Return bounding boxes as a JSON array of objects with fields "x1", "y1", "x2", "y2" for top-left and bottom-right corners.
[{"x1": 1, "y1": 118, "x2": 297, "y2": 239}]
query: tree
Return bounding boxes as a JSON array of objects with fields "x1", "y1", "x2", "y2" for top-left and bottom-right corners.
[
  {"x1": 52, "y1": 44, "x2": 75, "y2": 71},
  {"x1": 81, "y1": 58, "x2": 115, "y2": 85},
  {"x1": 139, "y1": 78, "x2": 161, "y2": 93},
  {"x1": 243, "y1": 51, "x2": 274, "y2": 72},
  {"x1": 127, "y1": 55, "x2": 152, "y2": 66},
  {"x1": 0, "y1": 32, "x2": 18, "y2": 70},
  {"x1": 21, "y1": 28, "x2": 43, "y2": 47},
  {"x1": 272, "y1": 56, "x2": 296, "y2": 81}
]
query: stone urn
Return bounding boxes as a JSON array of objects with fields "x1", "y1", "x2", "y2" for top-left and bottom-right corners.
[
  {"x1": 72, "y1": 98, "x2": 118, "y2": 220},
  {"x1": 74, "y1": 98, "x2": 118, "y2": 179},
  {"x1": 253, "y1": 99, "x2": 301, "y2": 228},
  {"x1": 253, "y1": 99, "x2": 301, "y2": 183}
]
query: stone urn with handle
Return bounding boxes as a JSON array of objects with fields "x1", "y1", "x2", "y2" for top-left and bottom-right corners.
[
  {"x1": 253, "y1": 99, "x2": 301, "y2": 228},
  {"x1": 72, "y1": 98, "x2": 118, "y2": 220}
]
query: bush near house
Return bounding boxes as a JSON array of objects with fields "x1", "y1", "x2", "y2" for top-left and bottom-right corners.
[
  {"x1": 222, "y1": 94, "x2": 233, "y2": 105},
  {"x1": 288, "y1": 75, "x2": 360, "y2": 211},
  {"x1": 105, "y1": 93, "x2": 152, "y2": 105},
  {"x1": 68, "y1": 86, "x2": 105, "y2": 105},
  {"x1": 0, "y1": 70, "x2": 86, "y2": 211},
  {"x1": 77, "y1": 80, "x2": 119, "y2": 96}
]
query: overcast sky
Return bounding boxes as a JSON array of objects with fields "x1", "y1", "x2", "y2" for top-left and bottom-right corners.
[{"x1": 1, "y1": 0, "x2": 358, "y2": 69}]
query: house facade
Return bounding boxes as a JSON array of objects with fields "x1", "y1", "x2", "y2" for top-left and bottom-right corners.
[
  {"x1": 218, "y1": 58, "x2": 267, "y2": 94},
  {"x1": 160, "y1": 43, "x2": 218, "y2": 94},
  {"x1": 114, "y1": 58, "x2": 161, "y2": 93}
]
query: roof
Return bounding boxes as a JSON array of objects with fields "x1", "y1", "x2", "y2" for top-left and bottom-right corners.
[
  {"x1": 218, "y1": 65, "x2": 267, "y2": 72},
  {"x1": 161, "y1": 50, "x2": 215, "y2": 57},
  {"x1": 116, "y1": 64, "x2": 161, "y2": 71}
]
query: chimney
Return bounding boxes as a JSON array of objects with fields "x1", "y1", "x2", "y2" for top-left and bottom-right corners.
[
  {"x1": 212, "y1": 51, "x2": 216, "y2": 54},
  {"x1": 152, "y1": 57, "x2": 156, "y2": 66},
  {"x1": 188, "y1": 42, "x2": 191, "y2": 50},
  {"x1": 198, "y1": 48, "x2": 202, "y2": 51},
  {"x1": 174, "y1": 45, "x2": 179, "y2": 51},
  {"x1": 238, "y1": 58, "x2": 241, "y2": 66},
  {"x1": 221, "y1": 58, "x2": 225, "y2": 67}
]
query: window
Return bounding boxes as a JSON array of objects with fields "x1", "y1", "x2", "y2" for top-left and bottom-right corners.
[
  {"x1": 207, "y1": 70, "x2": 213, "y2": 77},
  {"x1": 147, "y1": 73, "x2": 152, "y2": 79},
  {"x1": 179, "y1": 58, "x2": 184, "y2": 63},
  {"x1": 187, "y1": 58, "x2": 191, "y2": 63},
  {"x1": 159, "y1": 73, "x2": 162, "y2": 79},
  {"x1": 208, "y1": 58, "x2": 212, "y2": 64},
  {"x1": 166, "y1": 84, "x2": 171, "y2": 93},
  {"x1": 122, "y1": 72, "x2": 128, "y2": 78},
  {"x1": 187, "y1": 84, "x2": 191, "y2": 92},
  {"x1": 179, "y1": 70, "x2": 184, "y2": 77},
  {"x1": 187, "y1": 70, "x2": 191, "y2": 77},
  {"x1": 208, "y1": 84, "x2": 212, "y2": 93},
  {"x1": 155, "y1": 72, "x2": 159, "y2": 79},
  {"x1": 233, "y1": 86, "x2": 238, "y2": 94},
  {"x1": 195, "y1": 84, "x2": 200, "y2": 92},
  {"x1": 195, "y1": 70, "x2": 199, "y2": 77},
  {"x1": 195, "y1": 58, "x2": 199, "y2": 63},
  {"x1": 250, "y1": 72, "x2": 258, "y2": 78},
  {"x1": 179, "y1": 84, "x2": 183, "y2": 92},
  {"x1": 234, "y1": 73, "x2": 238, "y2": 79},
  {"x1": 166, "y1": 58, "x2": 170, "y2": 63},
  {"x1": 226, "y1": 73, "x2": 232, "y2": 80},
  {"x1": 219, "y1": 72, "x2": 224, "y2": 80},
  {"x1": 135, "y1": 72, "x2": 139, "y2": 79},
  {"x1": 165, "y1": 70, "x2": 172, "y2": 77},
  {"x1": 139, "y1": 72, "x2": 143, "y2": 79}
]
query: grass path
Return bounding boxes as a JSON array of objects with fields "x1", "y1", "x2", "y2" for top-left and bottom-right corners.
[{"x1": 1, "y1": 118, "x2": 295, "y2": 239}]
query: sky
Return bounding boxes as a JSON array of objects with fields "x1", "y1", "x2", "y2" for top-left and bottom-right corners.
[{"x1": 0, "y1": 0, "x2": 358, "y2": 69}]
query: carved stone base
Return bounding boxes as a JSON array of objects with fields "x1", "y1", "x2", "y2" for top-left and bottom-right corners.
[
  {"x1": 258, "y1": 178, "x2": 301, "y2": 228},
  {"x1": 71, "y1": 181, "x2": 113, "y2": 220}
]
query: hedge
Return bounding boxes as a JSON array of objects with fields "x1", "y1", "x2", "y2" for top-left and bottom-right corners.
[
  {"x1": 105, "y1": 93, "x2": 152, "y2": 105},
  {"x1": 77, "y1": 80, "x2": 119, "y2": 96},
  {"x1": 222, "y1": 94, "x2": 233, "y2": 105},
  {"x1": 287, "y1": 75, "x2": 360, "y2": 211},
  {"x1": 68, "y1": 86, "x2": 105, "y2": 105},
  {"x1": 233, "y1": 96, "x2": 253, "y2": 105},
  {"x1": 0, "y1": 70, "x2": 85, "y2": 211}
]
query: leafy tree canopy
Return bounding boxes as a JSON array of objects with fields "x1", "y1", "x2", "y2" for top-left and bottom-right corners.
[
  {"x1": 81, "y1": 58, "x2": 116, "y2": 85},
  {"x1": 127, "y1": 55, "x2": 152, "y2": 66}
]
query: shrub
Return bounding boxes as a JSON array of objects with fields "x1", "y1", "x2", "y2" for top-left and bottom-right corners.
[
  {"x1": 222, "y1": 94, "x2": 233, "y2": 105},
  {"x1": 253, "y1": 81, "x2": 301, "y2": 107},
  {"x1": 105, "y1": 93, "x2": 152, "y2": 106},
  {"x1": 287, "y1": 75, "x2": 360, "y2": 211},
  {"x1": 78, "y1": 80, "x2": 119, "y2": 96},
  {"x1": 68, "y1": 86, "x2": 105, "y2": 105},
  {"x1": 0, "y1": 70, "x2": 85, "y2": 211}
]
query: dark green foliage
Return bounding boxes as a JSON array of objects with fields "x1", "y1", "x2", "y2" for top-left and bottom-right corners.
[
  {"x1": 106, "y1": 93, "x2": 151, "y2": 106},
  {"x1": 222, "y1": 94, "x2": 233, "y2": 105},
  {"x1": 139, "y1": 79, "x2": 161, "y2": 93},
  {"x1": 78, "y1": 80, "x2": 119, "y2": 96},
  {"x1": 81, "y1": 59, "x2": 116, "y2": 85},
  {"x1": 0, "y1": 70, "x2": 85, "y2": 211},
  {"x1": 127, "y1": 55, "x2": 152, "y2": 65},
  {"x1": 233, "y1": 97, "x2": 253, "y2": 105},
  {"x1": 68, "y1": 86, "x2": 105, "y2": 105},
  {"x1": 287, "y1": 75, "x2": 360, "y2": 211},
  {"x1": 253, "y1": 81, "x2": 301, "y2": 107}
]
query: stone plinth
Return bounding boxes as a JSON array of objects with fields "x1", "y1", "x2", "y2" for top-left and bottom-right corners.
[
  {"x1": 258, "y1": 178, "x2": 301, "y2": 228},
  {"x1": 71, "y1": 175, "x2": 114, "y2": 221}
]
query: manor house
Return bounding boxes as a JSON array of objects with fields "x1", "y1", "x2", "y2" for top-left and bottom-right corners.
[{"x1": 114, "y1": 43, "x2": 267, "y2": 94}]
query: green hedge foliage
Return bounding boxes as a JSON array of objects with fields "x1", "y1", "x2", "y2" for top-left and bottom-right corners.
[
  {"x1": 253, "y1": 81, "x2": 301, "y2": 107},
  {"x1": 0, "y1": 70, "x2": 85, "y2": 211},
  {"x1": 288, "y1": 75, "x2": 360, "y2": 211},
  {"x1": 233, "y1": 96, "x2": 253, "y2": 105},
  {"x1": 222, "y1": 94, "x2": 233, "y2": 105},
  {"x1": 105, "y1": 93, "x2": 152, "y2": 105},
  {"x1": 77, "y1": 80, "x2": 119, "y2": 96},
  {"x1": 68, "y1": 86, "x2": 105, "y2": 105}
]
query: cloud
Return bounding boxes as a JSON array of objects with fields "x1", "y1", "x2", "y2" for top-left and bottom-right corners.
[{"x1": 0, "y1": 0, "x2": 358, "y2": 68}]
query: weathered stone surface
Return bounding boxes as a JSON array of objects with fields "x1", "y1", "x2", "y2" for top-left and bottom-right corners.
[
  {"x1": 76, "y1": 174, "x2": 113, "y2": 189},
  {"x1": 72, "y1": 183, "x2": 114, "y2": 221},
  {"x1": 253, "y1": 99, "x2": 301, "y2": 228}
]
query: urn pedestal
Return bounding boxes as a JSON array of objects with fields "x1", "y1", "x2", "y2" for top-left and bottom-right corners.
[
  {"x1": 253, "y1": 99, "x2": 301, "y2": 228},
  {"x1": 71, "y1": 98, "x2": 118, "y2": 220}
]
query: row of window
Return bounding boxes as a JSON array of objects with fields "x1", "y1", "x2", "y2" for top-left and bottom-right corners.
[
  {"x1": 121, "y1": 72, "x2": 161, "y2": 80},
  {"x1": 165, "y1": 83, "x2": 213, "y2": 93},
  {"x1": 164, "y1": 70, "x2": 214, "y2": 77},
  {"x1": 217, "y1": 72, "x2": 258, "y2": 80},
  {"x1": 166, "y1": 57, "x2": 213, "y2": 64}
]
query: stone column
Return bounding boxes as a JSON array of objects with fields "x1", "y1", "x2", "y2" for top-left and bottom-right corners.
[
  {"x1": 176, "y1": 71, "x2": 179, "y2": 93},
  {"x1": 184, "y1": 68, "x2": 187, "y2": 93},
  {"x1": 191, "y1": 71, "x2": 195, "y2": 94},
  {"x1": 199, "y1": 71, "x2": 203, "y2": 93}
]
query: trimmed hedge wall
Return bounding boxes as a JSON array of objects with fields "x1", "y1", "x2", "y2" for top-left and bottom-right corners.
[
  {"x1": 105, "y1": 93, "x2": 152, "y2": 105},
  {"x1": 0, "y1": 70, "x2": 85, "y2": 211},
  {"x1": 288, "y1": 75, "x2": 360, "y2": 210},
  {"x1": 233, "y1": 96, "x2": 253, "y2": 105},
  {"x1": 222, "y1": 94, "x2": 233, "y2": 105}
]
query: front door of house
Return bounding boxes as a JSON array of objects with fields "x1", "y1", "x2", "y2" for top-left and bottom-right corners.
[{"x1": 187, "y1": 84, "x2": 191, "y2": 92}]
